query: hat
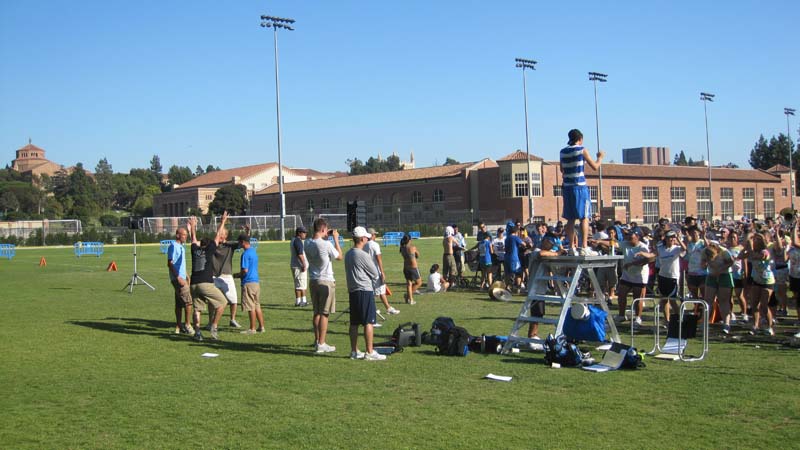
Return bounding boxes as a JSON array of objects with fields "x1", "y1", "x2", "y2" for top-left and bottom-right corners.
[
  {"x1": 444, "y1": 226, "x2": 454, "y2": 237},
  {"x1": 295, "y1": 226, "x2": 307, "y2": 235},
  {"x1": 665, "y1": 231, "x2": 677, "y2": 238},
  {"x1": 367, "y1": 227, "x2": 378, "y2": 237},
  {"x1": 353, "y1": 226, "x2": 370, "y2": 238},
  {"x1": 684, "y1": 216, "x2": 696, "y2": 224}
]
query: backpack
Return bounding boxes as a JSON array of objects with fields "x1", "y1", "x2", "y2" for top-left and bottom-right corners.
[
  {"x1": 425, "y1": 317, "x2": 456, "y2": 346},
  {"x1": 436, "y1": 326, "x2": 471, "y2": 356},
  {"x1": 392, "y1": 322, "x2": 422, "y2": 348},
  {"x1": 620, "y1": 347, "x2": 646, "y2": 369},
  {"x1": 543, "y1": 334, "x2": 584, "y2": 367}
]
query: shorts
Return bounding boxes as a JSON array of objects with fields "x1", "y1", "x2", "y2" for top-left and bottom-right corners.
[
  {"x1": 374, "y1": 283, "x2": 387, "y2": 296},
  {"x1": 530, "y1": 300, "x2": 545, "y2": 317},
  {"x1": 596, "y1": 267, "x2": 618, "y2": 290},
  {"x1": 191, "y1": 282, "x2": 228, "y2": 311},
  {"x1": 686, "y1": 274, "x2": 706, "y2": 288},
  {"x1": 349, "y1": 290, "x2": 377, "y2": 326},
  {"x1": 292, "y1": 267, "x2": 308, "y2": 290},
  {"x1": 561, "y1": 185, "x2": 591, "y2": 220},
  {"x1": 733, "y1": 278, "x2": 743, "y2": 289},
  {"x1": 443, "y1": 254, "x2": 458, "y2": 280},
  {"x1": 789, "y1": 276, "x2": 800, "y2": 293},
  {"x1": 774, "y1": 268, "x2": 789, "y2": 284},
  {"x1": 658, "y1": 275, "x2": 678, "y2": 299},
  {"x1": 241, "y1": 282, "x2": 261, "y2": 311},
  {"x1": 705, "y1": 273, "x2": 734, "y2": 289},
  {"x1": 403, "y1": 267, "x2": 421, "y2": 282},
  {"x1": 618, "y1": 278, "x2": 646, "y2": 290},
  {"x1": 171, "y1": 279, "x2": 192, "y2": 308},
  {"x1": 752, "y1": 280, "x2": 774, "y2": 289},
  {"x1": 310, "y1": 279, "x2": 336, "y2": 315},
  {"x1": 479, "y1": 261, "x2": 492, "y2": 270},
  {"x1": 213, "y1": 274, "x2": 238, "y2": 304}
]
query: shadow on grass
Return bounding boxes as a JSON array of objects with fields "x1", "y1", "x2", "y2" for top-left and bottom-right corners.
[{"x1": 67, "y1": 317, "x2": 321, "y2": 358}]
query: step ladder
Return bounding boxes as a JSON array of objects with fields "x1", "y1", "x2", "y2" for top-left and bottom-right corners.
[{"x1": 501, "y1": 255, "x2": 623, "y2": 353}]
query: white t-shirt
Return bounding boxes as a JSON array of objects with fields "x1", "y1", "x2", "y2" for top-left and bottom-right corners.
[
  {"x1": 492, "y1": 237, "x2": 505, "y2": 261},
  {"x1": 366, "y1": 240, "x2": 385, "y2": 288},
  {"x1": 427, "y1": 272, "x2": 443, "y2": 293},
  {"x1": 305, "y1": 238, "x2": 339, "y2": 282},
  {"x1": 658, "y1": 243, "x2": 683, "y2": 279},
  {"x1": 620, "y1": 241, "x2": 650, "y2": 284}
]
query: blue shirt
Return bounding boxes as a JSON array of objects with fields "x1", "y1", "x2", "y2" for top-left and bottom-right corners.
[
  {"x1": 504, "y1": 235, "x2": 524, "y2": 267},
  {"x1": 240, "y1": 247, "x2": 259, "y2": 285},
  {"x1": 481, "y1": 239, "x2": 492, "y2": 265},
  {"x1": 560, "y1": 145, "x2": 586, "y2": 187},
  {"x1": 167, "y1": 242, "x2": 186, "y2": 280}
]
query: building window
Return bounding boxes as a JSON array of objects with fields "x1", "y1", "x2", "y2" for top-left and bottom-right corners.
[
  {"x1": 531, "y1": 172, "x2": 542, "y2": 197},
  {"x1": 514, "y1": 173, "x2": 529, "y2": 197},
  {"x1": 782, "y1": 188, "x2": 788, "y2": 197},
  {"x1": 500, "y1": 173, "x2": 512, "y2": 199},
  {"x1": 433, "y1": 189, "x2": 444, "y2": 202},
  {"x1": 264, "y1": 202, "x2": 272, "y2": 213},
  {"x1": 373, "y1": 196, "x2": 383, "y2": 207},
  {"x1": 696, "y1": 187, "x2": 711, "y2": 220},
  {"x1": 553, "y1": 185, "x2": 562, "y2": 197},
  {"x1": 611, "y1": 186, "x2": 630, "y2": 221},
  {"x1": 588, "y1": 186, "x2": 598, "y2": 215},
  {"x1": 411, "y1": 191, "x2": 423, "y2": 204},
  {"x1": 720, "y1": 188, "x2": 734, "y2": 220},
  {"x1": 306, "y1": 199, "x2": 314, "y2": 211},
  {"x1": 763, "y1": 188, "x2": 775, "y2": 219},
  {"x1": 671, "y1": 186, "x2": 686, "y2": 223},
  {"x1": 642, "y1": 187, "x2": 659, "y2": 225},
  {"x1": 321, "y1": 198, "x2": 330, "y2": 209},
  {"x1": 205, "y1": 194, "x2": 213, "y2": 201},
  {"x1": 742, "y1": 188, "x2": 755, "y2": 218},
  {"x1": 391, "y1": 193, "x2": 400, "y2": 205}
]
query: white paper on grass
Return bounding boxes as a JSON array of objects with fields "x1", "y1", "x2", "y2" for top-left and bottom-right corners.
[
  {"x1": 201, "y1": 353, "x2": 219, "y2": 358},
  {"x1": 485, "y1": 373, "x2": 512, "y2": 382}
]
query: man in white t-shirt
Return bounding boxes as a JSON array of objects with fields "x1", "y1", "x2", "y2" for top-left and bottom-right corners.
[
  {"x1": 657, "y1": 231, "x2": 686, "y2": 322},
  {"x1": 366, "y1": 228, "x2": 399, "y2": 316},
  {"x1": 614, "y1": 232, "x2": 654, "y2": 326},
  {"x1": 304, "y1": 218, "x2": 342, "y2": 353}
]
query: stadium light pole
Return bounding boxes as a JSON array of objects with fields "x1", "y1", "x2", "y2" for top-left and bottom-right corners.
[
  {"x1": 516, "y1": 58, "x2": 537, "y2": 223},
  {"x1": 701, "y1": 92, "x2": 715, "y2": 220},
  {"x1": 589, "y1": 72, "x2": 607, "y2": 214},
  {"x1": 786, "y1": 107, "x2": 796, "y2": 210},
  {"x1": 261, "y1": 14, "x2": 295, "y2": 241}
]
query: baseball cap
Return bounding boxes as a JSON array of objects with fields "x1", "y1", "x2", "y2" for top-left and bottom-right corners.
[
  {"x1": 665, "y1": 231, "x2": 677, "y2": 238},
  {"x1": 367, "y1": 227, "x2": 378, "y2": 237},
  {"x1": 295, "y1": 226, "x2": 307, "y2": 235},
  {"x1": 353, "y1": 226, "x2": 370, "y2": 238}
]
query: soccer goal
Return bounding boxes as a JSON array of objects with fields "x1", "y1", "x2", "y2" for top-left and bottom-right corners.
[
  {"x1": 0, "y1": 219, "x2": 82, "y2": 239},
  {"x1": 211, "y1": 215, "x2": 304, "y2": 236},
  {"x1": 316, "y1": 214, "x2": 347, "y2": 231},
  {"x1": 140, "y1": 217, "x2": 199, "y2": 235}
]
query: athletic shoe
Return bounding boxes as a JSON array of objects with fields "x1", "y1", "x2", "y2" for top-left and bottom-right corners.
[
  {"x1": 230, "y1": 320, "x2": 242, "y2": 329},
  {"x1": 413, "y1": 290, "x2": 424, "y2": 296},
  {"x1": 580, "y1": 247, "x2": 599, "y2": 257},
  {"x1": 766, "y1": 328, "x2": 775, "y2": 337},
  {"x1": 210, "y1": 327, "x2": 219, "y2": 340},
  {"x1": 240, "y1": 329, "x2": 256, "y2": 335},
  {"x1": 204, "y1": 324, "x2": 213, "y2": 331},
  {"x1": 794, "y1": 331, "x2": 800, "y2": 339},
  {"x1": 740, "y1": 314, "x2": 750, "y2": 323},
  {"x1": 722, "y1": 324, "x2": 731, "y2": 335},
  {"x1": 387, "y1": 307, "x2": 400, "y2": 315},
  {"x1": 749, "y1": 328, "x2": 759, "y2": 336},
  {"x1": 364, "y1": 350, "x2": 387, "y2": 361},
  {"x1": 730, "y1": 312, "x2": 737, "y2": 322},
  {"x1": 408, "y1": 299, "x2": 417, "y2": 305},
  {"x1": 295, "y1": 299, "x2": 302, "y2": 307},
  {"x1": 634, "y1": 316, "x2": 643, "y2": 327},
  {"x1": 300, "y1": 300, "x2": 308, "y2": 307},
  {"x1": 373, "y1": 322, "x2": 383, "y2": 328},
  {"x1": 350, "y1": 350, "x2": 365, "y2": 360},
  {"x1": 316, "y1": 343, "x2": 336, "y2": 353},
  {"x1": 174, "y1": 326, "x2": 182, "y2": 334},
  {"x1": 193, "y1": 331, "x2": 204, "y2": 342},
  {"x1": 185, "y1": 325, "x2": 195, "y2": 335},
  {"x1": 256, "y1": 326, "x2": 265, "y2": 333},
  {"x1": 614, "y1": 314, "x2": 627, "y2": 324}
]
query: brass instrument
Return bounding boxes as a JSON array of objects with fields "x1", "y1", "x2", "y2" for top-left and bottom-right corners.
[{"x1": 779, "y1": 206, "x2": 798, "y2": 231}]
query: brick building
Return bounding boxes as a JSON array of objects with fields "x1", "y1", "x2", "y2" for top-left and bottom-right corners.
[{"x1": 11, "y1": 141, "x2": 68, "y2": 178}]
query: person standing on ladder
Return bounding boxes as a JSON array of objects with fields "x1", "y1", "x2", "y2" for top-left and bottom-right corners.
[{"x1": 559, "y1": 129, "x2": 604, "y2": 256}]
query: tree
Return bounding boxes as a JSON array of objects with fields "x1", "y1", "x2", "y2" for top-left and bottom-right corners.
[
  {"x1": 749, "y1": 133, "x2": 796, "y2": 170},
  {"x1": 205, "y1": 164, "x2": 220, "y2": 173},
  {"x1": 195, "y1": 165, "x2": 205, "y2": 176},
  {"x1": 149, "y1": 154, "x2": 162, "y2": 177},
  {"x1": 346, "y1": 154, "x2": 403, "y2": 175},
  {"x1": 673, "y1": 150, "x2": 688, "y2": 166},
  {"x1": 167, "y1": 165, "x2": 194, "y2": 185},
  {"x1": 0, "y1": 191, "x2": 20, "y2": 215},
  {"x1": 443, "y1": 157, "x2": 460, "y2": 166},
  {"x1": 208, "y1": 184, "x2": 248, "y2": 215},
  {"x1": 94, "y1": 158, "x2": 114, "y2": 211}
]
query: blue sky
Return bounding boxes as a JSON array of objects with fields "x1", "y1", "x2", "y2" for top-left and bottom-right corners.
[{"x1": 1, "y1": 1, "x2": 797, "y2": 173}]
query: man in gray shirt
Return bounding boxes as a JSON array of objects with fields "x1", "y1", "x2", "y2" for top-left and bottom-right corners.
[{"x1": 345, "y1": 226, "x2": 386, "y2": 361}]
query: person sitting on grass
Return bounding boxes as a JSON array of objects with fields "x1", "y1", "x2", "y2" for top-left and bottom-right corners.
[
  {"x1": 426, "y1": 264, "x2": 449, "y2": 293},
  {"x1": 235, "y1": 234, "x2": 264, "y2": 335},
  {"x1": 345, "y1": 227, "x2": 386, "y2": 361}
]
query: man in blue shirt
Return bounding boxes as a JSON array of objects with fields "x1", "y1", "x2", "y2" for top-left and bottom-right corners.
[
  {"x1": 504, "y1": 225, "x2": 530, "y2": 291},
  {"x1": 167, "y1": 226, "x2": 193, "y2": 335},
  {"x1": 236, "y1": 234, "x2": 263, "y2": 334}
]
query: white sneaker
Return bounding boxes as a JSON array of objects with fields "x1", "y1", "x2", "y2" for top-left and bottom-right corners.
[
  {"x1": 350, "y1": 350, "x2": 365, "y2": 360},
  {"x1": 295, "y1": 299, "x2": 302, "y2": 307},
  {"x1": 766, "y1": 328, "x2": 775, "y2": 337},
  {"x1": 364, "y1": 350, "x2": 387, "y2": 361},
  {"x1": 730, "y1": 312, "x2": 737, "y2": 322},
  {"x1": 373, "y1": 322, "x2": 383, "y2": 328},
  {"x1": 315, "y1": 343, "x2": 336, "y2": 353},
  {"x1": 740, "y1": 314, "x2": 750, "y2": 323},
  {"x1": 634, "y1": 316, "x2": 643, "y2": 327},
  {"x1": 581, "y1": 247, "x2": 599, "y2": 256},
  {"x1": 794, "y1": 331, "x2": 800, "y2": 339},
  {"x1": 300, "y1": 300, "x2": 308, "y2": 307},
  {"x1": 387, "y1": 307, "x2": 400, "y2": 315},
  {"x1": 230, "y1": 320, "x2": 242, "y2": 329}
]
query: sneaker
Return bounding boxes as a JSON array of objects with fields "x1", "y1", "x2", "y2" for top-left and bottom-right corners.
[
  {"x1": 350, "y1": 350, "x2": 365, "y2": 360},
  {"x1": 230, "y1": 320, "x2": 242, "y2": 329},
  {"x1": 634, "y1": 316, "x2": 643, "y2": 327},
  {"x1": 570, "y1": 247, "x2": 580, "y2": 256},
  {"x1": 413, "y1": 290, "x2": 424, "y2": 296},
  {"x1": 749, "y1": 327, "x2": 759, "y2": 336},
  {"x1": 364, "y1": 350, "x2": 387, "y2": 361},
  {"x1": 316, "y1": 343, "x2": 336, "y2": 353},
  {"x1": 794, "y1": 331, "x2": 800, "y2": 339},
  {"x1": 204, "y1": 324, "x2": 213, "y2": 331},
  {"x1": 256, "y1": 326, "x2": 265, "y2": 333},
  {"x1": 387, "y1": 307, "x2": 400, "y2": 315},
  {"x1": 174, "y1": 326, "x2": 182, "y2": 334},
  {"x1": 730, "y1": 312, "x2": 737, "y2": 322},
  {"x1": 295, "y1": 299, "x2": 302, "y2": 307},
  {"x1": 185, "y1": 324, "x2": 195, "y2": 335},
  {"x1": 210, "y1": 327, "x2": 219, "y2": 340},
  {"x1": 614, "y1": 314, "x2": 627, "y2": 324},
  {"x1": 722, "y1": 324, "x2": 731, "y2": 335},
  {"x1": 765, "y1": 328, "x2": 775, "y2": 337},
  {"x1": 408, "y1": 299, "x2": 417, "y2": 305},
  {"x1": 240, "y1": 329, "x2": 257, "y2": 335},
  {"x1": 300, "y1": 300, "x2": 308, "y2": 307},
  {"x1": 373, "y1": 322, "x2": 383, "y2": 328},
  {"x1": 193, "y1": 331, "x2": 204, "y2": 342},
  {"x1": 581, "y1": 247, "x2": 599, "y2": 256}
]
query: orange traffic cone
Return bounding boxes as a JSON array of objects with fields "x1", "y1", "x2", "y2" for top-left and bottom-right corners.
[
  {"x1": 385, "y1": 285, "x2": 393, "y2": 296},
  {"x1": 106, "y1": 261, "x2": 118, "y2": 272},
  {"x1": 39, "y1": 257, "x2": 47, "y2": 267}
]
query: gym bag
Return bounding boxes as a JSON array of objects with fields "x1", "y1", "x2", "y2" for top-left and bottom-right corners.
[{"x1": 436, "y1": 326, "x2": 471, "y2": 356}]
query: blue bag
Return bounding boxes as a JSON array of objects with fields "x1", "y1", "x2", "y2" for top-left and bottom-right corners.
[{"x1": 563, "y1": 305, "x2": 607, "y2": 342}]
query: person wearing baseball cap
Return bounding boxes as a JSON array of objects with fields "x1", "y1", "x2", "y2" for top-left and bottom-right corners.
[
  {"x1": 364, "y1": 227, "x2": 400, "y2": 316},
  {"x1": 344, "y1": 227, "x2": 386, "y2": 361},
  {"x1": 290, "y1": 226, "x2": 309, "y2": 307}
]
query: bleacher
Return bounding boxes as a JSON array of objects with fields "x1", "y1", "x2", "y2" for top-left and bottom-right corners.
[
  {"x1": 74, "y1": 241, "x2": 104, "y2": 257},
  {"x1": 408, "y1": 231, "x2": 421, "y2": 239},
  {"x1": 381, "y1": 232, "x2": 404, "y2": 246},
  {"x1": 0, "y1": 243, "x2": 15, "y2": 260}
]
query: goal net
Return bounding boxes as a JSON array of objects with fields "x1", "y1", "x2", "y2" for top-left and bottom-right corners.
[
  {"x1": 211, "y1": 215, "x2": 304, "y2": 236},
  {"x1": 0, "y1": 219, "x2": 82, "y2": 239},
  {"x1": 316, "y1": 214, "x2": 347, "y2": 231},
  {"x1": 140, "y1": 217, "x2": 199, "y2": 235}
]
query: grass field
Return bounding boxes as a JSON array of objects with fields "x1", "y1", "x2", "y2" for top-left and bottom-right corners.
[{"x1": 1, "y1": 238, "x2": 799, "y2": 449}]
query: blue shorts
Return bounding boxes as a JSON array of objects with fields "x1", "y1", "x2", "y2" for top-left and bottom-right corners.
[
  {"x1": 562, "y1": 185, "x2": 591, "y2": 220},
  {"x1": 348, "y1": 290, "x2": 377, "y2": 326}
]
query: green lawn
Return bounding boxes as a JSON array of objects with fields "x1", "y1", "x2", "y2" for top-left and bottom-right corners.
[{"x1": 1, "y1": 239, "x2": 798, "y2": 449}]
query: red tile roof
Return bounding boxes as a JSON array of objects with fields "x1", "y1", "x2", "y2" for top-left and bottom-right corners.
[
  {"x1": 16, "y1": 143, "x2": 46, "y2": 153},
  {"x1": 767, "y1": 164, "x2": 791, "y2": 173},
  {"x1": 498, "y1": 150, "x2": 543, "y2": 162},
  {"x1": 177, "y1": 163, "x2": 279, "y2": 189},
  {"x1": 545, "y1": 162, "x2": 780, "y2": 182},
  {"x1": 256, "y1": 160, "x2": 496, "y2": 195}
]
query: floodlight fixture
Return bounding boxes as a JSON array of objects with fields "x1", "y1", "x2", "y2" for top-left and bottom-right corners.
[
  {"x1": 700, "y1": 91, "x2": 715, "y2": 219},
  {"x1": 516, "y1": 57, "x2": 537, "y2": 222},
  {"x1": 700, "y1": 92, "x2": 715, "y2": 102},
  {"x1": 589, "y1": 71, "x2": 608, "y2": 210},
  {"x1": 588, "y1": 72, "x2": 607, "y2": 82},
  {"x1": 786, "y1": 108, "x2": 796, "y2": 116}
]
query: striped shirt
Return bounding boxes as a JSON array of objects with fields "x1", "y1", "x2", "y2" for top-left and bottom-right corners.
[{"x1": 560, "y1": 145, "x2": 586, "y2": 187}]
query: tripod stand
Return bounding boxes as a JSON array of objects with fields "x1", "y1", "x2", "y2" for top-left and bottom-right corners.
[{"x1": 123, "y1": 232, "x2": 155, "y2": 294}]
